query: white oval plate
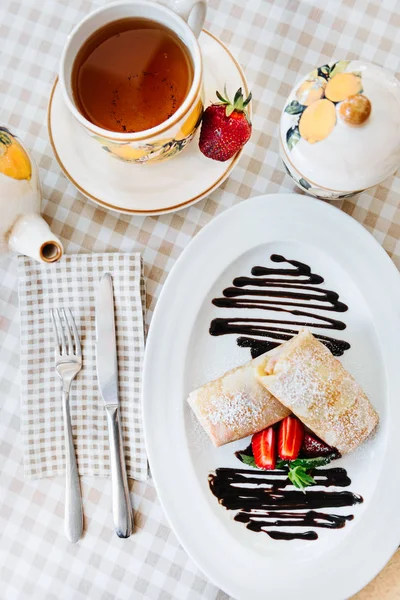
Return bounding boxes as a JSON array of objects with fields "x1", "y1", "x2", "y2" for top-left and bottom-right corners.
[
  {"x1": 142, "y1": 194, "x2": 400, "y2": 600},
  {"x1": 48, "y1": 30, "x2": 248, "y2": 216}
]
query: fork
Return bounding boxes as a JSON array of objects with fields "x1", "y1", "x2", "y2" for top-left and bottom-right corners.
[{"x1": 50, "y1": 307, "x2": 83, "y2": 543}]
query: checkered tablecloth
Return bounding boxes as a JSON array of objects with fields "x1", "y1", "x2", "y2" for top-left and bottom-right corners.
[{"x1": 1, "y1": 1, "x2": 400, "y2": 599}]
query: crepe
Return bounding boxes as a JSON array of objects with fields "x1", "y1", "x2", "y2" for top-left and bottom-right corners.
[
  {"x1": 187, "y1": 354, "x2": 290, "y2": 447},
  {"x1": 256, "y1": 328, "x2": 379, "y2": 454}
]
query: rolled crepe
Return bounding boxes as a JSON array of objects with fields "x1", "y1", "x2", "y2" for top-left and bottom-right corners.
[
  {"x1": 256, "y1": 328, "x2": 379, "y2": 454},
  {"x1": 187, "y1": 354, "x2": 290, "y2": 447}
]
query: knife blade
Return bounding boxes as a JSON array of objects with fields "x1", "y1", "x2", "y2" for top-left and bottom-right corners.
[
  {"x1": 96, "y1": 272, "x2": 133, "y2": 538},
  {"x1": 96, "y1": 273, "x2": 119, "y2": 406}
]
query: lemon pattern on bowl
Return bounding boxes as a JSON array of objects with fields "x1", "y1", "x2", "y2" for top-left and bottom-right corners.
[
  {"x1": 284, "y1": 60, "x2": 367, "y2": 149},
  {"x1": 0, "y1": 127, "x2": 32, "y2": 180}
]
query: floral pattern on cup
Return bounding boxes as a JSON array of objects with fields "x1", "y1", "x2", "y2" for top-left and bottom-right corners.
[
  {"x1": 93, "y1": 99, "x2": 203, "y2": 164},
  {"x1": 284, "y1": 60, "x2": 366, "y2": 149}
]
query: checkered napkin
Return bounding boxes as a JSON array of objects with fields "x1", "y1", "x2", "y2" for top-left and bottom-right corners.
[{"x1": 17, "y1": 253, "x2": 148, "y2": 482}]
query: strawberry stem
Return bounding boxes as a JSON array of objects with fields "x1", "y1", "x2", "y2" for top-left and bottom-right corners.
[{"x1": 215, "y1": 86, "x2": 252, "y2": 119}]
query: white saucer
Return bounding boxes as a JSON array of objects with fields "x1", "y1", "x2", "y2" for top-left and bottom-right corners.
[{"x1": 48, "y1": 30, "x2": 249, "y2": 215}]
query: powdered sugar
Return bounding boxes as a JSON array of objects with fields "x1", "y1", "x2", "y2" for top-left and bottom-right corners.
[
  {"x1": 208, "y1": 391, "x2": 263, "y2": 428},
  {"x1": 260, "y1": 329, "x2": 379, "y2": 454},
  {"x1": 187, "y1": 355, "x2": 289, "y2": 446}
]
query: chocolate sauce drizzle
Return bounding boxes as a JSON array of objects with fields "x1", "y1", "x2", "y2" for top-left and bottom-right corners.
[
  {"x1": 208, "y1": 466, "x2": 362, "y2": 541},
  {"x1": 210, "y1": 254, "x2": 350, "y2": 358},
  {"x1": 207, "y1": 254, "x2": 358, "y2": 540}
]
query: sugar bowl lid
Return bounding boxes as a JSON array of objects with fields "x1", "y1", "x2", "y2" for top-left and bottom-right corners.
[{"x1": 280, "y1": 60, "x2": 400, "y2": 193}]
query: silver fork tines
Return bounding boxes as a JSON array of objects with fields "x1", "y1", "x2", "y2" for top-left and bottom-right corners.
[
  {"x1": 51, "y1": 308, "x2": 81, "y2": 357},
  {"x1": 50, "y1": 308, "x2": 83, "y2": 543}
]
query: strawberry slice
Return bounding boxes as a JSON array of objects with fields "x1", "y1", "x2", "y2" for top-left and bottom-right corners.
[
  {"x1": 301, "y1": 432, "x2": 341, "y2": 458},
  {"x1": 251, "y1": 427, "x2": 276, "y2": 470},
  {"x1": 278, "y1": 416, "x2": 304, "y2": 460}
]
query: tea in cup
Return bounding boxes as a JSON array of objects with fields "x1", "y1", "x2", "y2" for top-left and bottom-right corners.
[{"x1": 60, "y1": 0, "x2": 206, "y2": 164}]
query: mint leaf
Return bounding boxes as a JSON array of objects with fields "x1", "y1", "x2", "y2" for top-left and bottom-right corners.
[
  {"x1": 292, "y1": 455, "x2": 334, "y2": 469},
  {"x1": 277, "y1": 454, "x2": 335, "y2": 470},
  {"x1": 276, "y1": 454, "x2": 336, "y2": 491},
  {"x1": 288, "y1": 465, "x2": 316, "y2": 491},
  {"x1": 238, "y1": 452, "x2": 336, "y2": 492},
  {"x1": 239, "y1": 453, "x2": 257, "y2": 468}
]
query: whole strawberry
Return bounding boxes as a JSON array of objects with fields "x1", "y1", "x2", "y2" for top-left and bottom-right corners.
[{"x1": 199, "y1": 87, "x2": 252, "y2": 161}]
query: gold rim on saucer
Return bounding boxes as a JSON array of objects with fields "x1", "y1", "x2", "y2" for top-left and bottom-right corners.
[{"x1": 47, "y1": 30, "x2": 250, "y2": 215}]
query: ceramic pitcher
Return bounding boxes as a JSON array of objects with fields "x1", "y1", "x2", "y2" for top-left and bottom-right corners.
[{"x1": 0, "y1": 126, "x2": 63, "y2": 263}]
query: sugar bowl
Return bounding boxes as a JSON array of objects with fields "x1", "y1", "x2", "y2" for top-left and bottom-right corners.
[{"x1": 280, "y1": 60, "x2": 400, "y2": 199}]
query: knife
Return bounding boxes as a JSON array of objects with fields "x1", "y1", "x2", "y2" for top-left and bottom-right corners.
[{"x1": 95, "y1": 272, "x2": 133, "y2": 538}]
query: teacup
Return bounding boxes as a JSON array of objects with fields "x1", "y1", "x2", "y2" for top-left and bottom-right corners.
[{"x1": 59, "y1": 0, "x2": 206, "y2": 164}]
